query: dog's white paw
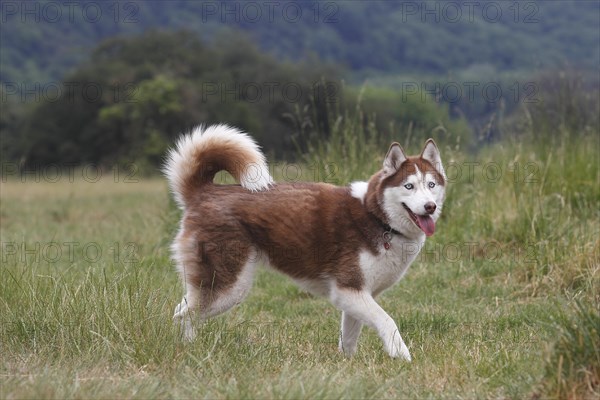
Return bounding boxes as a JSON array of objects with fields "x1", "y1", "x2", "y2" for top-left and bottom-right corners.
[
  {"x1": 338, "y1": 339, "x2": 358, "y2": 357},
  {"x1": 173, "y1": 298, "x2": 189, "y2": 318},
  {"x1": 180, "y1": 318, "x2": 197, "y2": 341},
  {"x1": 173, "y1": 300, "x2": 197, "y2": 341},
  {"x1": 396, "y1": 342, "x2": 412, "y2": 361},
  {"x1": 385, "y1": 334, "x2": 411, "y2": 361}
]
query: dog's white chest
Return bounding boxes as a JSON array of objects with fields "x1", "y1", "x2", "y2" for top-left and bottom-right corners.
[{"x1": 358, "y1": 236, "x2": 425, "y2": 294}]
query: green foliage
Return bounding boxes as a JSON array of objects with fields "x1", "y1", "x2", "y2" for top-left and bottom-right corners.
[
  {"x1": 98, "y1": 75, "x2": 183, "y2": 165},
  {"x1": 3, "y1": 2, "x2": 599, "y2": 168},
  {"x1": 6, "y1": 29, "x2": 474, "y2": 170},
  {"x1": 2, "y1": 1, "x2": 598, "y2": 84},
  {"x1": 8, "y1": 30, "x2": 339, "y2": 169}
]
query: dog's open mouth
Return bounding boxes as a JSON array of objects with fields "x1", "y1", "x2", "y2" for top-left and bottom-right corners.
[{"x1": 402, "y1": 203, "x2": 435, "y2": 236}]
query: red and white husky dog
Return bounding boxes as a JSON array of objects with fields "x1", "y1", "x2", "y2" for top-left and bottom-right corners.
[{"x1": 165, "y1": 124, "x2": 446, "y2": 361}]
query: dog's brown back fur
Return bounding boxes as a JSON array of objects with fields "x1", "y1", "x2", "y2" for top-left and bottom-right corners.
[{"x1": 180, "y1": 182, "x2": 387, "y2": 295}]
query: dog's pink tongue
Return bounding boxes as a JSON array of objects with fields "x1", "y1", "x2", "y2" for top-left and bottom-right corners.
[{"x1": 417, "y1": 215, "x2": 435, "y2": 236}]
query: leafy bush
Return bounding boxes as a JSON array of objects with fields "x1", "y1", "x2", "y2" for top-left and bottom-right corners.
[{"x1": 9, "y1": 30, "x2": 338, "y2": 170}]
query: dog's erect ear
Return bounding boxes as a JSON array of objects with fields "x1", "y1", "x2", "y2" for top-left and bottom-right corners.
[
  {"x1": 383, "y1": 143, "x2": 407, "y2": 176},
  {"x1": 421, "y1": 139, "x2": 446, "y2": 179}
]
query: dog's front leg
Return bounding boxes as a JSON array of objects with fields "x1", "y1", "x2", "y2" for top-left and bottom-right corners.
[
  {"x1": 331, "y1": 288, "x2": 411, "y2": 361},
  {"x1": 339, "y1": 312, "x2": 363, "y2": 356}
]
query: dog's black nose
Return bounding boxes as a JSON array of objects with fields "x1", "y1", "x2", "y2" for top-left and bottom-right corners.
[{"x1": 424, "y1": 202, "x2": 436, "y2": 215}]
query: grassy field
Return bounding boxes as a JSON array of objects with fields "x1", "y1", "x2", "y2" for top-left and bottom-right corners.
[{"x1": 1, "y1": 132, "x2": 598, "y2": 399}]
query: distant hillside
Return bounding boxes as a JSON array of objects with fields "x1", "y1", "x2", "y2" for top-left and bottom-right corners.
[{"x1": 1, "y1": 0, "x2": 599, "y2": 84}]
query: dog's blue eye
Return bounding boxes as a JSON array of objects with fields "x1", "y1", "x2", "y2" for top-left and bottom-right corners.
[
  {"x1": 428, "y1": 182, "x2": 435, "y2": 189},
  {"x1": 404, "y1": 183, "x2": 413, "y2": 190}
]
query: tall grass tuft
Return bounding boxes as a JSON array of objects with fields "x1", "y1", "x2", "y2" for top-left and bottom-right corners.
[
  {"x1": 292, "y1": 85, "x2": 463, "y2": 185},
  {"x1": 539, "y1": 301, "x2": 600, "y2": 399}
]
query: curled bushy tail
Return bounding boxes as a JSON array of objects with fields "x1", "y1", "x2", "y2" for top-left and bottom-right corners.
[{"x1": 164, "y1": 124, "x2": 273, "y2": 208}]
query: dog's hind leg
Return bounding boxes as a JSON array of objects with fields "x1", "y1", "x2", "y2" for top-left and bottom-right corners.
[
  {"x1": 338, "y1": 312, "x2": 363, "y2": 356},
  {"x1": 173, "y1": 249, "x2": 259, "y2": 340},
  {"x1": 171, "y1": 232, "x2": 204, "y2": 340},
  {"x1": 202, "y1": 247, "x2": 259, "y2": 318}
]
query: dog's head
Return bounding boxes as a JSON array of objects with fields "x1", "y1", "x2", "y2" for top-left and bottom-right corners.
[{"x1": 369, "y1": 140, "x2": 446, "y2": 239}]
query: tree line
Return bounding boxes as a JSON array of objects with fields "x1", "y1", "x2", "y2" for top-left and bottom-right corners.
[{"x1": 2, "y1": 30, "x2": 469, "y2": 170}]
